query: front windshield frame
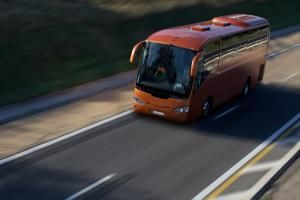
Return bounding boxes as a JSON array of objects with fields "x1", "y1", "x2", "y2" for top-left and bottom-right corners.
[{"x1": 136, "y1": 42, "x2": 196, "y2": 99}]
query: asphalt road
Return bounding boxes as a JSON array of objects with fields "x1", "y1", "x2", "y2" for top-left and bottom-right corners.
[{"x1": 0, "y1": 45, "x2": 300, "y2": 200}]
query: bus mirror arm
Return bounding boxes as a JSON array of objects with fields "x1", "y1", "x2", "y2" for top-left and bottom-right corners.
[
  {"x1": 191, "y1": 53, "x2": 201, "y2": 77},
  {"x1": 130, "y1": 41, "x2": 145, "y2": 64}
]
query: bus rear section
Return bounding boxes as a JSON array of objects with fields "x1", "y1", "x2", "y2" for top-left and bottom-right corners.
[{"x1": 130, "y1": 14, "x2": 270, "y2": 122}]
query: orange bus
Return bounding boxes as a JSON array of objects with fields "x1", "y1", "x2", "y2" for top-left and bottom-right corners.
[{"x1": 130, "y1": 14, "x2": 270, "y2": 122}]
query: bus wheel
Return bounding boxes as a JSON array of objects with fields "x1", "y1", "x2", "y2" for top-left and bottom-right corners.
[
  {"x1": 202, "y1": 100, "x2": 212, "y2": 117},
  {"x1": 242, "y1": 80, "x2": 250, "y2": 96}
]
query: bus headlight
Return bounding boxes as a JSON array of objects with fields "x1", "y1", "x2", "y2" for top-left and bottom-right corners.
[
  {"x1": 174, "y1": 106, "x2": 189, "y2": 113},
  {"x1": 133, "y1": 97, "x2": 144, "y2": 105}
]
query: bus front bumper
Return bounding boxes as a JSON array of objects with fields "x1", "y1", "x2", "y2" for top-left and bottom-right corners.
[{"x1": 133, "y1": 102, "x2": 190, "y2": 123}]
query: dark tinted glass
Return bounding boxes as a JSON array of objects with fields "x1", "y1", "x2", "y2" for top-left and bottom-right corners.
[
  {"x1": 136, "y1": 42, "x2": 195, "y2": 98},
  {"x1": 221, "y1": 25, "x2": 269, "y2": 59}
]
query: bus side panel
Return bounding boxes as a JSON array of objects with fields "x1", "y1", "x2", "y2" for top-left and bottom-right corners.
[
  {"x1": 229, "y1": 42, "x2": 268, "y2": 97},
  {"x1": 219, "y1": 27, "x2": 269, "y2": 99},
  {"x1": 232, "y1": 37, "x2": 269, "y2": 95},
  {"x1": 218, "y1": 46, "x2": 239, "y2": 102}
]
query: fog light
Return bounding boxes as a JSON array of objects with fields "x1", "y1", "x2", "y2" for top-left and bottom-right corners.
[{"x1": 174, "y1": 106, "x2": 189, "y2": 113}]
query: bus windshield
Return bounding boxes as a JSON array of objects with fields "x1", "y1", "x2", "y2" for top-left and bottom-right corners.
[{"x1": 136, "y1": 42, "x2": 195, "y2": 99}]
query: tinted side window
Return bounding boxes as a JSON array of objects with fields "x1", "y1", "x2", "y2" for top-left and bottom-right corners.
[
  {"x1": 204, "y1": 41, "x2": 219, "y2": 56},
  {"x1": 195, "y1": 40, "x2": 220, "y2": 86},
  {"x1": 194, "y1": 41, "x2": 220, "y2": 91},
  {"x1": 221, "y1": 25, "x2": 269, "y2": 61},
  {"x1": 222, "y1": 35, "x2": 241, "y2": 49},
  {"x1": 221, "y1": 36, "x2": 237, "y2": 61},
  {"x1": 203, "y1": 40, "x2": 220, "y2": 72}
]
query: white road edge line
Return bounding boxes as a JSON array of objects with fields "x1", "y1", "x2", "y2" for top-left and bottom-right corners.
[
  {"x1": 268, "y1": 42, "x2": 300, "y2": 58},
  {"x1": 211, "y1": 105, "x2": 240, "y2": 121},
  {"x1": 242, "y1": 160, "x2": 280, "y2": 175},
  {"x1": 65, "y1": 173, "x2": 117, "y2": 200},
  {"x1": 214, "y1": 190, "x2": 248, "y2": 200},
  {"x1": 192, "y1": 112, "x2": 300, "y2": 200},
  {"x1": 0, "y1": 110, "x2": 133, "y2": 166},
  {"x1": 282, "y1": 72, "x2": 298, "y2": 82}
]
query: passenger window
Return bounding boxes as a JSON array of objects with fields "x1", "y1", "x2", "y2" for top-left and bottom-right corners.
[
  {"x1": 194, "y1": 55, "x2": 204, "y2": 92},
  {"x1": 204, "y1": 41, "x2": 219, "y2": 56},
  {"x1": 194, "y1": 40, "x2": 222, "y2": 92},
  {"x1": 203, "y1": 41, "x2": 219, "y2": 72},
  {"x1": 220, "y1": 25, "x2": 269, "y2": 62},
  {"x1": 222, "y1": 35, "x2": 240, "y2": 49},
  {"x1": 194, "y1": 40, "x2": 220, "y2": 92},
  {"x1": 203, "y1": 41, "x2": 218, "y2": 63},
  {"x1": 221, "y1": 35, "x2": 240, "y2": 61}
]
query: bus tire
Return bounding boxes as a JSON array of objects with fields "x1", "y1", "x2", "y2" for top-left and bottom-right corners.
[{"x1": 202, "y1": 99, "x2": 212, "y2": 117}]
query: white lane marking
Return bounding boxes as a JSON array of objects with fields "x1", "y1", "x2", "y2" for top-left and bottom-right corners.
[
  {"x1": 65, "y1": 173, "x2": 116, "y2": 200},
  {"x1": 215, "y1": 190, "x2": 248, "y2": 200},
  {"x1": 242, "y1": 160, "x2": 280, "y2": 175},
  {"x1": 211, "y1": 105, "x2": 240, "y2": 121},
  {"x1": 282, "y1": 72, "x2": 298, "y2": 82},
  {"x1": 246, "y1": 140, "x2": 300, "y2": 199},
  {"x1": 268, "y1": 42, "x2": 300, "y2": 58},
  {"x1": 277, "y1": 128, "x2": 300, "y2": 145},
  {"x1": 192, "y1": 112, "x2": 300, "y2": 200},
  {"x1": 0, "y1": 110, "x2": 133, "y2": 166}
]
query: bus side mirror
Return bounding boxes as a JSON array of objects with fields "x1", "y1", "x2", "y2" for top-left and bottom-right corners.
[
  {"x1": 130, "y1": 41, "x2": 145, "y2": 64},
  {"x1": 191, "y1": 53, "x2": 201, "y2": 77}
]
